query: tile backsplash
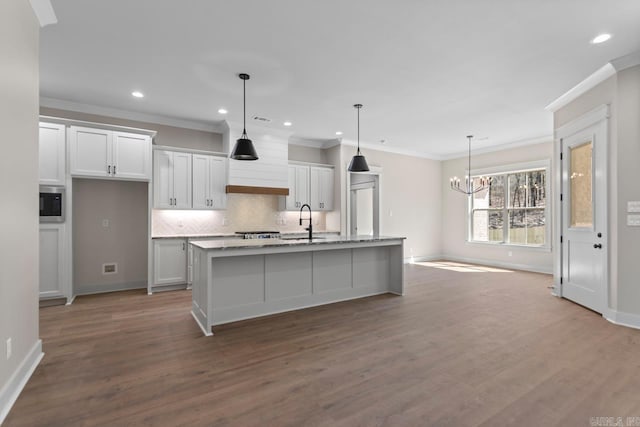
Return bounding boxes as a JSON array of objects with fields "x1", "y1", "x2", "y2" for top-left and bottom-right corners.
[{"x1": 152, "y1": 194, "x2": 329, "y2": 236}]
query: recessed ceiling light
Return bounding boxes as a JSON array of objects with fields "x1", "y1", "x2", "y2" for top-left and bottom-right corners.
[
  {"x1": 283, "y1": 121, "x2": 292, "y2": 127},
  {"x1": 131, "y1": 91, "x2": 144, "y2": 98},
  {"x1": 218, "y1": 108, "x2": 228, "y2": 114},
  {"x1": 591, "y1": 33, "x2": 612, "y2": 44},
  {"x1": 335, "y1": 131, "x2": 343, "y2": 136}
]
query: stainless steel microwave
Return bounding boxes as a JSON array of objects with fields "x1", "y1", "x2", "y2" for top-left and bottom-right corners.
[{"x1": 39, "y1": 186, "x2": 65, "y2": 223}]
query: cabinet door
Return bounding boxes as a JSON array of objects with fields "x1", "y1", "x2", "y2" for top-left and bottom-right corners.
[
  {"x1": 209, "y1": 156, "x2": 227, "y2": 209},
  {"x1": 69, "y1": 126, "x2": 112, "y2": 177},
  {"x1": 112, "y1": 132, "x2": 151, "y2": 181},
  {"x1": 172, "y1": 152, "x2": 192, "y2": 209},
  {"x1": 282, "y1": 165, "x2": 298, "y2": 211},
  {"x1": 153, "y1": 239, "x2": 187, "y2": 285},
  {"x1": 39, "y1": 224, "x2": 65, "y2": 298},
  {"x1": 39, "y1": 122, "x2": 66, "y2": 186},
  {"x1": 295, "y1": 165, "x2": 310, "y2": 208},
  {"x1": 320, "y1": 167, "x2": 334, "y2": 211},
  {"x1": 192, "y1": 154, "x2": 210, "y2": 209},
  {"x1": 153, "y1": 150, "x2": 174, "y2": 208},
  {"x1": 309, "y1": 167, "x2": 322, "y2": 211}
]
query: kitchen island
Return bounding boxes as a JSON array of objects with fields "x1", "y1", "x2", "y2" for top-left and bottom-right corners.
[{"x1": 190, "y1": 235, "x2": 405, "y2": 336}]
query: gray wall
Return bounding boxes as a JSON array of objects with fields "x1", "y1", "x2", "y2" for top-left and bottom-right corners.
[
  {"x1": 73, "y1": 179, "x2": 148, "y2": 294},
  {"x1": 441, "y1": 142, "x2": 554, "y2": 272},
  {"x1": 40, "y1": 107, "x2": 224, "y2": 151},
  {"x1": 0, "y1": 0, "x2": 40, "y2": 412},
  {"x1": 555, "y1": 66, "x2": 640, "y2": 317}
]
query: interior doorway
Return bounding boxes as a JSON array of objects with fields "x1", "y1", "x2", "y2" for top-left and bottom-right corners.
[{"x1": 347, "y1": 170, "x2": 380, "y2": 236}]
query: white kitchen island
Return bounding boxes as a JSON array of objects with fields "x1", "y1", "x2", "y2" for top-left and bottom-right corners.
[{"x1": 190, "y1": 236, "x2": 405, "y2": 336}]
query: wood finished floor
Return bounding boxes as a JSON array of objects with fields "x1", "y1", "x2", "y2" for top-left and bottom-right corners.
[{"x1": 6, "y1": 263, "x2": 640, "y2": 426}]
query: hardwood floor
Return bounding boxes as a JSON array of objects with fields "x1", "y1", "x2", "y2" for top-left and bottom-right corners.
[{"x1": 6, "y1": 263, "x2": 640, "y2": 426}]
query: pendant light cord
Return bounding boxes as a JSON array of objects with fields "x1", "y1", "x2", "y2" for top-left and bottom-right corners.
[
  {"x1": 468, "y1": 135, "x2": 472, "y2": 190},
  {"x1": 357, "y1": 107, "x2": 360, "y2": 154},
  {"x1": 242, "y1": 77, "x2": 247, "y2": 137}
]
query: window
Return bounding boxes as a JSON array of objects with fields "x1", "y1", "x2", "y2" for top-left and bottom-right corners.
[{"x1": 469, "y1": 163, "x2": 548, "y2": 247}]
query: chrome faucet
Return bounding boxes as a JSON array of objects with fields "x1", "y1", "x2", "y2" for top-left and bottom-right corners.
[{"x1": 299, "y1": 203, "x2": 312, "y2": 240}]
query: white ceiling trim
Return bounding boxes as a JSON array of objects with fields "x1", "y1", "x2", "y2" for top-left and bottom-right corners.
[
  {"x1": 29, "y1": 0, "x2": 57, "y2": 27},
  {"x1": 439, "y1": 135, "x2": 553, "y2": 161},
  {"x1": 610, "y1": 51, "x2": 640, "y2": 72},
  {"x1": 40, "y1": 97, "x2": 223, "y2": 133},
  {"x1": 544, "y1": 63, "x2": 616, "y2": 113},
  {"x1": 340, "y1": 139, "x2": 442, "y2": 161}
]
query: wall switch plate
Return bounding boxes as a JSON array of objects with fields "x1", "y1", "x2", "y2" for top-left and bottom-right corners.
[
  {"x1": 627, "y1": 214, "x2": 640, "y2": 226},
  {"x1": 508, "y1": 251, "x2": 513, "y2": 257},
  {"x1": 628, "y1": 201, "x2": 640, "y2": 213},
  {"x1": 222, "y1": 216, "x2": 228, "y2": 226},
  {"x1": 102, "y1": 219, "x2": 109, "y2": 227},
  {"x1": 6, "y1": 338, "x2": 11, "y2": 360}
]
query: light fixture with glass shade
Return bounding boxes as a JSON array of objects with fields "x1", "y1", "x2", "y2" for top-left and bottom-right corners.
[
  {"x1": 450, "y1": 135, "x2": 491, "y2": 194},
  {"x1": 348, "y1": 104, "x2": 369, "y2": 172},
  {"x1": 230, "y1": 73, "x2": 258, "y2": 160}
]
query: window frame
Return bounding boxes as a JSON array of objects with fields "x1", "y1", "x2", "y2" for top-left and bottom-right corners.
[{"x1": 466, "y1": 159, "x2": 551, "y2": 251}]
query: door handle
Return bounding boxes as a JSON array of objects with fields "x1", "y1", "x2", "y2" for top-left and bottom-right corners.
[{"x1": 594, "y1": 243, "x2": 602, "y2": 249}]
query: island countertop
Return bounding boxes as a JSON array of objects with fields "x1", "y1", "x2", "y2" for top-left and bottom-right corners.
[{"x1": 190, "y1": 235, "x2": 405, "y2": 250}]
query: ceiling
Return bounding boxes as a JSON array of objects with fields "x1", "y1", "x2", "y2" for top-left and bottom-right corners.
[{"x1": 40, "y1": 0, "x2": 640, "y2": 158}]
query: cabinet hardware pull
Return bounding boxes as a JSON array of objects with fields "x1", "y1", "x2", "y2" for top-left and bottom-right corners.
[
  {"x1": 108, "y1": 165, "x2": 111, "y2": 174},
  {"x1": 113, "y1": 165, "x2": 116, "y2": 175},
  {"x1": 594, "y1": 243, "x2": 602, "y2": 249},
  {"x1": 183, "y1": 242, "x2": 186, "y2": 250}
]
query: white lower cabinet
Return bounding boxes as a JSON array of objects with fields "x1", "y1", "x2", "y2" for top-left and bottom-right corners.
[
  {"x1": 153, "y1": 239, "x2": 187, "y2": 286},
  {"x1": 39, "y1": 224, "x2": 66, "y2": 299}
]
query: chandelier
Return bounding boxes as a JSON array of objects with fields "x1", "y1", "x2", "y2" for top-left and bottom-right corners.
[{"x1": 450, "y1": 135, "x2": 491, "y2": 195}]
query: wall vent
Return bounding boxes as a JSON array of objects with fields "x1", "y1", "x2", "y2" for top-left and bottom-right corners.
[
  {"x1": 102, "y1": 263, "x2": 118, "y2": 275},
  {"x1": 253, "y1": 116, "x2": 272, "y2": 123}
]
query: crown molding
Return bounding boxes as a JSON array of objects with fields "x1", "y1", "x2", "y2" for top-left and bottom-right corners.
[
  {"x1": 40, "y1": 97, "x2": 223, "y2": 133},
  {"x1": 544, "y1": 63, "x2": 616, "y2": 113},
  {"x1": 611, "y1": 51, "x2": 640, "y2": 72},
  {"x1": 29, "y1": 0, "x2": 57, "y2": 27},
  {"x1": 439, "y1": 135, "x2": 553, "y2": 161}
]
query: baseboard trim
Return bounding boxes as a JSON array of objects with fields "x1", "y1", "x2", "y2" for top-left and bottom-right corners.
[
  {"x1": 604, "y1": 309, "x2": 640, "y2": 330},
  {"x1": 403, "y1": 255, "x2": 441, "y2": 264},
  {"x1": 0, "y1": 340, "x2": 44, "y2": 425},
  {"x1": 438, "y1": 254, "x2": 553, "y2": 274},
  {"x1": 74, "y1": 280, "x2": 147, "y2": 296}
]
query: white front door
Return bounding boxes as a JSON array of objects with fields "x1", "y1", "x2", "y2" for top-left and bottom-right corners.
[{"x1": 561, "y1": 120, "x2": 607, "y2": 313}]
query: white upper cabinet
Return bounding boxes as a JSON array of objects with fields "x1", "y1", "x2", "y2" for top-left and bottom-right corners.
[
  {"x1": 310, "y1": 166, "x2": 334, "y2": 211},
  {"x1": 280, "y1": 163, "x2": 333, "y2": 211},
  {"x1": 112, "y1": 131, "x2": 151, "y2": 180},
  {"x1": 192, "y1": 154, "x2": 226, "y2": 210},
  {"x1": 39, "y1": 122, "x2": 66, "y2": 186},
  {"x1": 281, "y1": 164, "x2": 310, "y2": 211},
  {"x1": 69, "y1": 126, "x2": 151, "y2": 181},
  {"x1": 153, "y1": 150, "x2": 192, "y2": 209}
]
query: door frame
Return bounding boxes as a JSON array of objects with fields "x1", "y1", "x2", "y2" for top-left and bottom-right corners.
[
  {"x1": 553, "y1": 104, "x2": 610, "y2": 313},
  {"x1": 345, "y1": 165, "x2": 383, "y2": 237}
]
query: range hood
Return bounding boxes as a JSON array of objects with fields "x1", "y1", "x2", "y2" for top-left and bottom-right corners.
[{"x1": 222, "y1": 121, "x2": 291, "y2": 196}]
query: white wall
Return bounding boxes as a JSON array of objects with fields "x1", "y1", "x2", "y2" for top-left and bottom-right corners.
[
  {"x1": 0, "y1": 0, "x2": 42, "y2": 422},
  {"x1": 441, "y1": 142, "x2": 554, "y2": 273},
  {"x1": 341, "y1": 146, "x2": 442, "y2": 260}
]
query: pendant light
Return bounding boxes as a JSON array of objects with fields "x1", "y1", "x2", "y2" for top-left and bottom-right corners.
[
  {"x1": 348, "y1": 104, "x2": 369, "y2": 172},
  {"x1": 450, "y1": 135, "x2": 490, "y2": 194},
  {"x1": 230, "y1": 73, "x2": 258, "y2": 160}
]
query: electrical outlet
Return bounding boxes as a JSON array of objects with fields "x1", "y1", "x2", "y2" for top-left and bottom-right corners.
[
  {"x1": 508, "y1": 251, "x2": 513, "y2": 257},
  {"x1": 6, "y1": 338, "x2": 12, "y2": 360},
  {"x1": 102, "y1": 219, "x2": 109, "y2": 228},
  {"x1": 222, "y1": 216, "x2": 228, "y2": 226}
]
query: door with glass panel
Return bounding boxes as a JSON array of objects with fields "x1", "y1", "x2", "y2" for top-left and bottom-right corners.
[{"x1": 561, "y1": 123, "x2": 607, "y2": 313}]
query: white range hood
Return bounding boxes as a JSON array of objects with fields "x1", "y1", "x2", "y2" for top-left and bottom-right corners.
[{"x1": 221, "y1": 121, "x2": 291, "y2": 196}]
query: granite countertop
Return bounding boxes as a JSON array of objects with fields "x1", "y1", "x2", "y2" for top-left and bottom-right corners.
[
  {"x1": 152, "y1": 231, "x2": 341, "y2": 239},
  {"x1": 190, "y1": 235, "x2": 405, "y2": 250}
]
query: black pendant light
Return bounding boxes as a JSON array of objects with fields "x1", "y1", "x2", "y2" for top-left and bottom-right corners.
[
  {"x1": 348, "y1": 104, "x2": 369, "y2": 172},
  {"x1": 230, "y1": 73, "x2": 258, "y2": 160}
]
